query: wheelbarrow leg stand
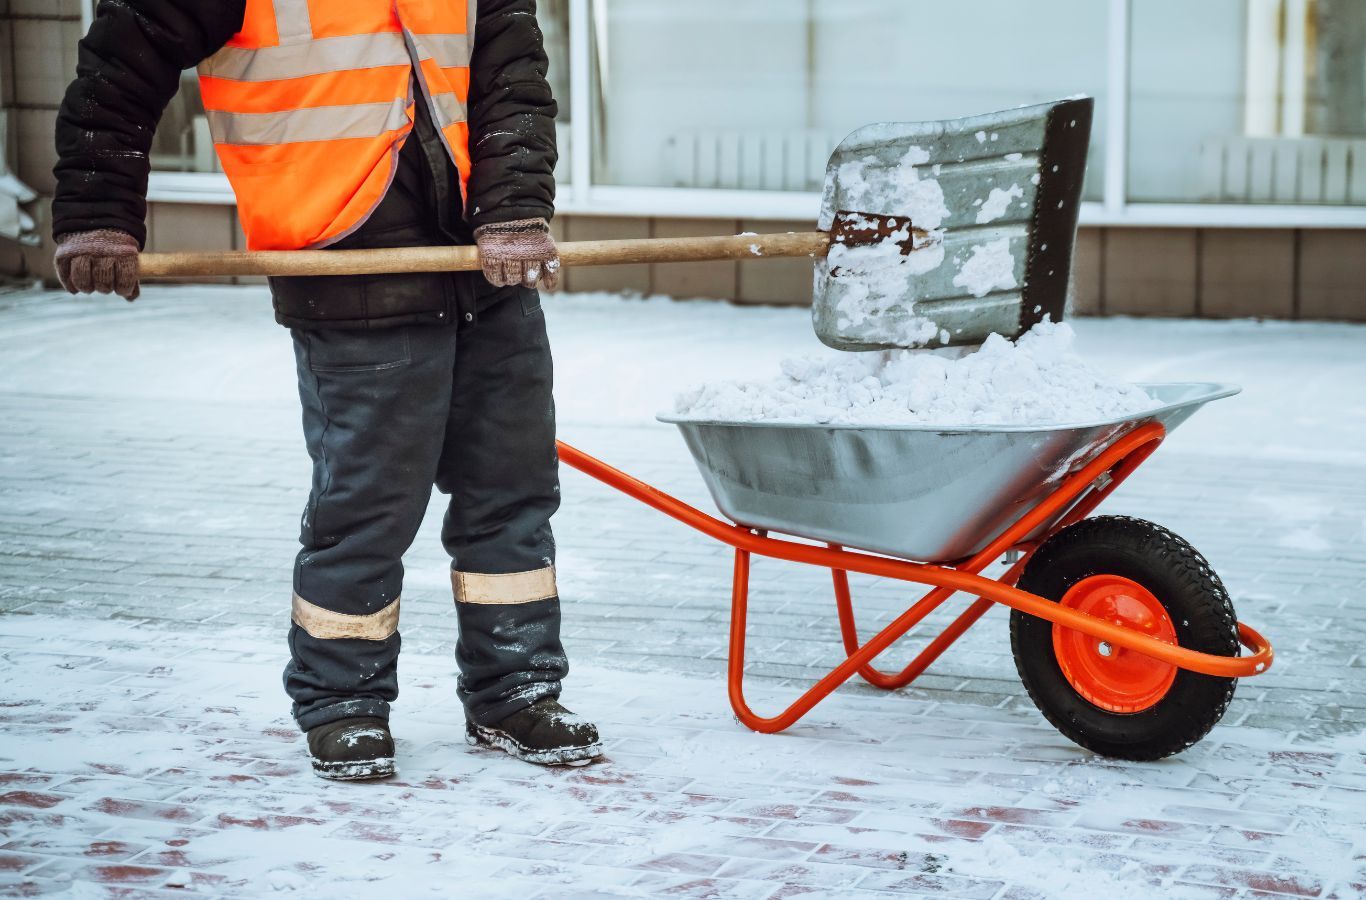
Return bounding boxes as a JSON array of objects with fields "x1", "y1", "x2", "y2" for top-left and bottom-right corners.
[
  {"x1": 727, "y1": 543, "x2": 999, "y2": 732},
  {"x1": 831, "y1": 555, "x2": 1030, "y2": 691},
  {"x1": 730, "y1": 546, "x2": 888, "y2": 733},
  {"x1": 726, "y1": 551, "x2": 1016, "y2": 721}
]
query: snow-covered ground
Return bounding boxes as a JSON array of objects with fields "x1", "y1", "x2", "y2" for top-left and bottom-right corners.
[
  {"x1": 1, "y1": 284, "x2": 1364, "y2": 898},
  {"x1": 4, "y1": 614, "x2": 1361, "y2": 899}
]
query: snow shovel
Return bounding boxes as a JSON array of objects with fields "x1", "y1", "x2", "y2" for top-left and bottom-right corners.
[{"x1": 139, "y1": 97, "x2": 1092, "y2": 349}]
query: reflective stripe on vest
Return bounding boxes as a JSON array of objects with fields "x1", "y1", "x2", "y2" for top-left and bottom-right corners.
[
  {"x1": 198, "y1": 0, "x2": 476, "y2": 252},
  {"x1": 200, "y1": 32, "x2": 473, "y2": 82},
  {"x1": 274, "y1": 0, "x2": 312, "y2": 43},
  {"x1": 205, "y1": 98, "x2": 410, "y2": 146},
  {"x1": 431, "y1": 92, "x2": 469, "y2": 130}
]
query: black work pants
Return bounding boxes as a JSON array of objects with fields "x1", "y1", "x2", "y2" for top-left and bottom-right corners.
[{"x1": 283, "y1": 287, "x2": 568, "y2": 731}]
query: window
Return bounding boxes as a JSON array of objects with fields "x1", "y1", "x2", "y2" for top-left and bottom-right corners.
[
  {"x1": 540, "y1": 0, "x2": 574, "y2": 184},
  {"x1": 151, "y1": 72, "x2": 217, "y2": 174},
  {"x1": 591, "y1": 0, "x2": 1109, "y2": 201},
  {"x1": 1129, "y1": 0, "x2": 1366, "y2": 204}
]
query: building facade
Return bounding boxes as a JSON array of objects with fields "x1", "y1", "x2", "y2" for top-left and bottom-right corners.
[{"x1": 3, "y1": 0, "x2": 1364, "y2": 319}]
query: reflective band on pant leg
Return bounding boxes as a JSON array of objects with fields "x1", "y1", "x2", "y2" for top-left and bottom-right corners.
[
  {"x1": 452, "y1": 567, "x2": 557, "y2": 605},
  {"x1": 292, "y1": 592, "x2": 400, "y2": 641}
]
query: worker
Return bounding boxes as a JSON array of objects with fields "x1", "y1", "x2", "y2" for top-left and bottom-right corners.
[{"x1": 51, "y1": 0, "x2": 602, "y2": 780}]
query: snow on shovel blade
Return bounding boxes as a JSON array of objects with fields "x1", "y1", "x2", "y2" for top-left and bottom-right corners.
[{"x1": 813, "y1": 97, "x2": 1094, "y2": 350}]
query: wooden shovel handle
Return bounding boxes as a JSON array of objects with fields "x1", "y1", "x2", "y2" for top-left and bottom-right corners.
[{"x1": 139, "y1": 231, "x2": 832, "y2": 279}]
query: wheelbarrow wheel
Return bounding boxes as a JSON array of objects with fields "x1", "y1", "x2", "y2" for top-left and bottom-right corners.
[{"x1": 1009, "y1": 516, "x2": 1239, "y2": 761}]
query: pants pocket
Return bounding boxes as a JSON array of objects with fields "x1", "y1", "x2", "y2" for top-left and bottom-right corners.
[
  {"x1": 519, "y1": 287, "x2": 543, "y2": 318},
  {"x1": 301, "y1": 328, "x2": 413, "y2": 373}
]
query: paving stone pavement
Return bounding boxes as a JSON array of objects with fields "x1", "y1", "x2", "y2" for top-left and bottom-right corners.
[{"x1": 0, "y1": 284, "x2": 1363, "y2": 898}]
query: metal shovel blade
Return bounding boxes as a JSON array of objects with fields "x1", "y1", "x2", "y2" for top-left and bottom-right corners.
[{"x1": 813, "y1": 97, "x2": 1094, "y2": 350}]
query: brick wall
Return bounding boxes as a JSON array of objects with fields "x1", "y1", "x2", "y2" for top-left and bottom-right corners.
[
  {"x1": 552, "y1": 217, "x2": 1366, "y2": 322},
  {"x1": 1075, "y1": 227, "x2": 1366, "y2": 321}
]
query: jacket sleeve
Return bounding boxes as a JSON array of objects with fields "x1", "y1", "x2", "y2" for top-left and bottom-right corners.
[
  {"x1": 51, "y1": 0, "x2": 246, "y2": 246},
  {"x1": 466, "y1": 0, "x2": 559, "y2": 229}
]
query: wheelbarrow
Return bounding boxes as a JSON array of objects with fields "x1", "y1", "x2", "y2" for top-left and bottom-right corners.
[{"x1": 551, "y1": 382, "x2": 1273, "y2": 761}]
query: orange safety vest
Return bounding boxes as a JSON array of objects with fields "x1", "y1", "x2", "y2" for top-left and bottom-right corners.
[{"x1": 198, "y1": 0, "x2": 475, "y2": 251}]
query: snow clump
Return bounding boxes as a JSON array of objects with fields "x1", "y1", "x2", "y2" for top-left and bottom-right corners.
[
  {"x1": 825, "y1": 145, "x2": 951, "y2": 346},
  {"x1": 953, "y1": 237, "x2": 1019, "y2": 298},
  {"x1": 673, "y1": 321, "x2": 1161, "y2": 427}
]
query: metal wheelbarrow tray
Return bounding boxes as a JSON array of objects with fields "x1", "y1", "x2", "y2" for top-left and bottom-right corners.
[
  {"x1": 558, "y1": 382, "x2": 1273, "y2": 761},
  {"x1": 657, "y1": 383, "x2": 1236, "y2": 563}
]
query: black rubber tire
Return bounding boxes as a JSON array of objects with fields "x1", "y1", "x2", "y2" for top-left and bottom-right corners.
[{"x1": 1009, "y1": 516, "x2": 1240, "y2": 761}]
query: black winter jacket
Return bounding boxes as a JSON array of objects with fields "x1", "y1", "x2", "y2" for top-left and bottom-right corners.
[{"x1": 53, "y1": 0, "x2": 558, "y2": 329}]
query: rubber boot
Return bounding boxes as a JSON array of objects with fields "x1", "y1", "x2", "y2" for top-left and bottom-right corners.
[
  {"x1": 466, "y1": 698, "x2": 602, "y2": 766},
  {"x1": 306, "y1": 717, "x2": 396, "y2": 781}
]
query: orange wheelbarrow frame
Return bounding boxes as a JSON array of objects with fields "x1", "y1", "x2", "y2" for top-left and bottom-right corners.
[{"x1": 557, "y1": 422, "x2": 1273, "y2": 734}]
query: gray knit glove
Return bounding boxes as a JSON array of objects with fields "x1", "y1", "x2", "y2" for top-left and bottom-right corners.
[
  {"x1": 473, "y1": 218, "x2": 560, "y2": 290},
  {"x1": 55, "y1": 229, "x2": 141, "y2": 301}
]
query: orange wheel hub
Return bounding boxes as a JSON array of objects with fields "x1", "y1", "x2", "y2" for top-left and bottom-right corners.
[{"x1": 1051, "y1": 575, "x2": 1179, "y2": 713}]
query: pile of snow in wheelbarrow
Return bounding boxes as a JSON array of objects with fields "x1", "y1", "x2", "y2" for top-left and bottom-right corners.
[{"x1": 674, "y1": 320, "x2": 1161, "y2": 426}]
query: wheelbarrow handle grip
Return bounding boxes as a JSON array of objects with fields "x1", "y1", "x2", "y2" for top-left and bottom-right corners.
[{"x1": 138, "y1": 232, "x2": 833, "y2": 279}]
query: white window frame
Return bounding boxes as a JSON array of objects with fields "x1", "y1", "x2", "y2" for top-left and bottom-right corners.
[{"x1": 146, "y1": 0, "x2": 1366, "y2": 228}]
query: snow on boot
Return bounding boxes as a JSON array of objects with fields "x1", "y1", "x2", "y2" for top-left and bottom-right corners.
[
  {"x1": 466, "y1": 698, "x2": 603, "y2": 767},
  {"x1": 307, "y1": 717, "x2": 396, "y2": 781}
]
